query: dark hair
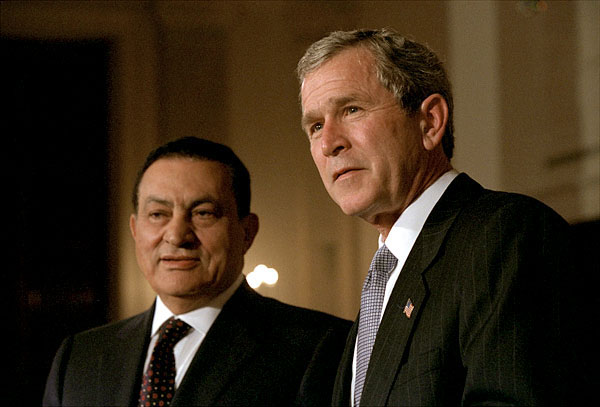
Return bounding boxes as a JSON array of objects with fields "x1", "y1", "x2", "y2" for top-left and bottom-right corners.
[
  {"x1": 297, "y1": 28, "x2": 454, "y2": 159},
  {"x1": 132, "y1": 137, "x2": 251, "y2": 218}
]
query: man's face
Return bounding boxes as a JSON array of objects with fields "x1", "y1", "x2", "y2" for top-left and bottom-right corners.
[
  {"x1": 130, "y1": 157, "x2": 257, "y2": 310},
  {"x1": 301, "y1": 47, "x2": 427, "y2": 226}
]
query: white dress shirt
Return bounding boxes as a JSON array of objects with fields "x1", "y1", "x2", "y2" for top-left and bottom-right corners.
[
  {"x1": 142, "y1": 274, "x2": 244, "y2": 389},
  {"x1": 350, "y1": 170, "x2": 458, "y2": 404}
]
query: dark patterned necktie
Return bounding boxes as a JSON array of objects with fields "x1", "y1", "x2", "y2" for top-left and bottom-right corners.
[
  {"x1": 354, "y1": 244, "x2": 397, "y2": 406},
  {"x1": 139, "y1": 317, "x2": 192, "y2": 407}
]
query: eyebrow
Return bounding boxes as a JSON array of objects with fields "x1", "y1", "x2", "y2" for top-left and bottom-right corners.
[
  {"x1": 143, "y1": 196, "x2": 173, "y2": 208},
  {"x1": 142, "y1": 196, "x2": 219, "y2": 210}
]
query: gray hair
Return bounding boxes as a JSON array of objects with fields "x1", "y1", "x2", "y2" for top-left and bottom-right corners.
[{"x1": 297, "y1": 28, "x2": 454, "y2": 159}]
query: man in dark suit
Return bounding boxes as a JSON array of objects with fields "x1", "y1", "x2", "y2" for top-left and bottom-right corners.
[
  {"x1": 297, "y1": 29, "x2": 583, "y2": 405},
  {"x1": 43, "y1": 137, "x2": 351, "y2": 406}
]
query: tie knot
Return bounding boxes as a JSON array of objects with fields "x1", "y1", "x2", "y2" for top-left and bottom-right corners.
[
  {"x1": 369, "y1": 244, "x2": 397, "y2": 276},
  {"x1": 157, "y1": 317, "x2": 191, "y2": 347}
]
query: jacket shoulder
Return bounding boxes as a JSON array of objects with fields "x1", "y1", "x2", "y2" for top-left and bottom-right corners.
[
  {"x1": 229, "y1": 284, "x2": 352, "y2": 345},
  {"x1": 68, "y1": 309, "x2": 151, "y2": 346},
  {"x1": 449, "y1": 175, "x2": 568, "y2": 230},
  {"x1": 447, "y1": 173, "x2": 567, "y2": 225},
  {"x1": 251, "y1": 290, "x2": 351, "y2": 331}
]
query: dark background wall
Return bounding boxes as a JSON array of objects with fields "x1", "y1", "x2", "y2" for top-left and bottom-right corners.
[{"x1": 5, "y1": 38, "x2": 112, "y2": 406}]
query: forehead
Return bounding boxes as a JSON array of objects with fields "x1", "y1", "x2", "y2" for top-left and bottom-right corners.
[
  {"x1": 300, "y1": 47, "x2": 380, "y2": 105},
  {"x1": 139, "y1": 157, "x2": 233, "y2": 198}
]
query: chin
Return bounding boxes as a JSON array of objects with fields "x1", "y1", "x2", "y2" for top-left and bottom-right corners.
[
  {"x1": 331, "y1": 185, "x2": 374, "y2": 215},
  {"x1": 338, "y1": 194, "x2": 386, "y2": 221},
  {"x1": 164, "y1": 283, "x2": 217, "y2": 299},
  {"x1": 336, "y1": 198, "x2": 369, "y2": 217}
]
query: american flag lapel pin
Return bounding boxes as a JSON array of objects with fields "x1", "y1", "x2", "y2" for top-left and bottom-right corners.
[{"x1": 403, "y1": 298, "x2": 414, "y2": 318}]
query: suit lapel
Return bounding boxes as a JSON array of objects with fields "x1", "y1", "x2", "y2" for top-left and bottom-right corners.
[
  {"x1": 332, "y1": 315, "x2": 359, "y2": 406},
  {"x1": 172, "y1": 282, "x2": 261, "y2": 406},
  {"x1": 99, "y1": 307, "x2": 154, "y2": 406},
  {"x1": 361, "y1": 174, "x2": 483, "y2": 405}
]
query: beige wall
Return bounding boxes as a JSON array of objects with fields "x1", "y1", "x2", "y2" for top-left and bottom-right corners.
[{"x1": 3, "y1": 0, "x2": 598, "y2": 321}]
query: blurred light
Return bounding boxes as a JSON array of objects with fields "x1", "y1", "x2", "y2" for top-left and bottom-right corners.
[{"x1": 246, "y1": 264, "x2": 279, "y2": 289}]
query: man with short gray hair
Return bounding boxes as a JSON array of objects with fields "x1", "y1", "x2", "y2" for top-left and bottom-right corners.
[{"x1": 298, "y1": 28, "x2": 581, "y2": 406}]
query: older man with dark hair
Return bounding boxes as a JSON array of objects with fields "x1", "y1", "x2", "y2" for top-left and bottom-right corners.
[{"x1": 43, "y1": 136, "x2": 351, "y2": 406}]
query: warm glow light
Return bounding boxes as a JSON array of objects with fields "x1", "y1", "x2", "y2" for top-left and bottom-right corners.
[{"x1": 246, "y1": 264, "x2": 279, "y2": 289}]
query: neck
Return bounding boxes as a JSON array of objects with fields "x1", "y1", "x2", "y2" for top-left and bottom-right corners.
[
  {"x1": 159, "y1": 276, "x2": 242, "y2": 315},
  {"x1": 160, "y1": 295, "x2": 214, "y2": 315},
  {"x1": 370, "y1": 161, "x2": 453, "y2": 240}
]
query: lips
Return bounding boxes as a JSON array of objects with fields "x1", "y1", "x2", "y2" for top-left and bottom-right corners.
[
  {"x1": 333, "y1": 167, "x2": 361, "y2": 181},
  {"x1": 160, "y1": 255, "x2": 201, "y2": 269}
]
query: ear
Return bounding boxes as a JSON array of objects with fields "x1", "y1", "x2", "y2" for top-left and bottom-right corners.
[
  {"x1": 241, "y1": 213, "x2": 259, "y2": 253},
  {"x1": 129, "y1": 214, "x2": 138, "y2": 239},
  {"x1": 419, "y1": 94, "x2": 448, "y2": 151}
]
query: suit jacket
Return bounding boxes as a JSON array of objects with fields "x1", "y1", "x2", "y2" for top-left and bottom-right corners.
[
  {"x1": 43, "y1": 281, "x2": 351, "y2": 406},
  {"x1": 333, "y1": 174, "x2": 582, "y2": 406}
]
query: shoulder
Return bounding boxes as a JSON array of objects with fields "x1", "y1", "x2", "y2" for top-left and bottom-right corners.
[
  {"x1": 63, "y1": 308, "x2": 151, "y2": 351},
  {"x1": 438, "y1": 175, "x2": 572, "y2": 279},
  {"x1": 449, "y1": 174, "x2": 568, "y2": 232},
  {"x1": 232, "y1": 283, "x2": 352, "y2": 337},
  {"x1": 261, "y1": 295, "x2": 351, "y2": 328},
  {"x1": 437, "y1": 179, "x2": 573, "y2": 299},
  {"x1": 46, "y1": 309, "x2": 151, "y2": 382}
]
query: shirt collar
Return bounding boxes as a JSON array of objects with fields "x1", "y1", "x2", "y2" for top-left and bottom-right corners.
[
  {"x1": 152, "y1": 273, "x2": 245, "y2": 337},
  {"x1": 381, "y1": 170, "x2": 459, "y2": 259}
]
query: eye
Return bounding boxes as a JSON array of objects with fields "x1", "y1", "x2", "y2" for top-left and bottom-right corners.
[
  {"x1": 193, "y1": 209, "x2": 216, "y2": 219},
  {"x1": 191, "y1": 205, "x2": 221, "y2": 223},
  {"x1": 309, "y1": 122, "x2": 323, "y2": 137},
  {"x1": 345, "y1": 106, "x2": 360, "y2": 115},
  {"x1": 147, "y1": 210, "x2": 168, "y2": 222}
]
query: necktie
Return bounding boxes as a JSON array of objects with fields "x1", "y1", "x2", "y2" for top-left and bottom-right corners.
[
  {"x1": 354, "y1": 244, "x2": 397, "y2": 406},
  {"x1": 139, "y1": 317, "x2": 192, "y2": 407}
]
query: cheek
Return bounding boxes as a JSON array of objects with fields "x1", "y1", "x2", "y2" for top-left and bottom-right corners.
[
  {"x1": 310, "y1": 146, "x2": 329, "y2": 179},
  {"x1": 137, "y1": 230, "x2": 157, "y2": 248},
  {"x1": 310, "y1": 139, "x2": 322, "y2": 158},
  {"x1": 134, "y1": 230, "x2": 162, "y2": 262},
  {"x1": 220, "y1": 228, "x2": 248, "y2": 260},
  {"x1": 200, "y1": 229, "x2": 234, "y2": 261},
  {"x1": 134, "y1": 241, "x2": 155, "y2": 280}
]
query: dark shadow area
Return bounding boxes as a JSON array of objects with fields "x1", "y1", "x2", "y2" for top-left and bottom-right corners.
[
  {"x1": 4, "y1": 37, "x2": 112, "y2": 406},
  {"x1": 568, "y1": 219, "x2": 599, "y2": 403}
]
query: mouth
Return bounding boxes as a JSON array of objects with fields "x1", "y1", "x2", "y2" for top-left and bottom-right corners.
[
  {"x1": 333, "y1": 167, "x2": 361, "y2": 182},
  {"x1": 160, "y1": 255, "x2": 201, "y2": 269}
]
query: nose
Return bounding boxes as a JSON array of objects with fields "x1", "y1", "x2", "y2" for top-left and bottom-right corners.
[
  {"x1": 163, "y1": 215, "x2": 196, "y2": 247},
  {"x1": 320, "y1": 120, "x2": 350, "y2": 157}
]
